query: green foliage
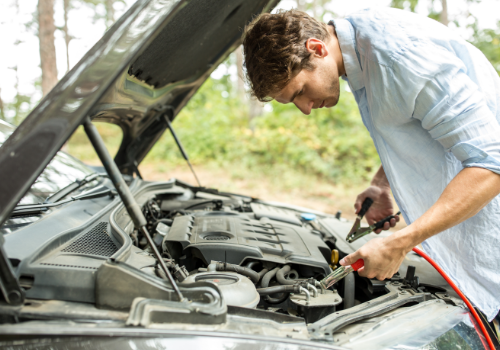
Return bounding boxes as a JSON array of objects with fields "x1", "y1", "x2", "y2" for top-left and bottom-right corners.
[
  {"x1": 470, "y1": 21, "x2": 500, "y2": 75},
  {"x1": 144, "y1": 76, "x2": 379, "y2": 184},
  {"x1": 4, "y1": 67, "x2": 37, "y2": 126},
  {"x1": 390, "y1": 0, "x2": 419, "y2": 12}
]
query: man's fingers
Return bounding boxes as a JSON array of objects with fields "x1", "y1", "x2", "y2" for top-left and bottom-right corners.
[
  {"x1": 339, "y1": 251, "x2": 362, "y2": 266},
  {"x1": 389, "y1": 218, "x2": 396, "y2": 227},
  {"x1": 354, "y1": 197, "x2": 363, "y2": 214}
]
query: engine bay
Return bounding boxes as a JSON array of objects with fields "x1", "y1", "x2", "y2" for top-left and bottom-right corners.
[
  {"x1": 5, "y1": 179, "x2": 460, "y2": 334},
  {"x1": 133, "y1": 187, "x2": 345, "y2": 322}
]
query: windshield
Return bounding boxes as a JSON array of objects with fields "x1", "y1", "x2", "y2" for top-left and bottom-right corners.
[{"x1": 0, "y1": 120, "x2": 96, "y2": 233}]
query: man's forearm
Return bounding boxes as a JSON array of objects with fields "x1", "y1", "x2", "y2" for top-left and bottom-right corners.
[
  {"x1": 371, "y1": 165, "x2": 390, "y2": 189},
  {"x1": 341, "y1": 167, "x2": 500, "y2": 280},
  {"x1": 392, "y1": 167, "x2": 500, "y2": 251}
]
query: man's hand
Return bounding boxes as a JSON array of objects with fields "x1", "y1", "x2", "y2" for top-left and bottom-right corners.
[
  {"x1": 340, "y1": 235, "x2": 410, "y2": 280},
  {"x1": 344, "y1": 167, "x2": 500, "y2": 281},
  {"x1": 355, "y1": 166, "x2": 399, "y2": 233}
]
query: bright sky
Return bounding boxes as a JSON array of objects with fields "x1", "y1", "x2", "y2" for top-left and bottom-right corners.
[{"x1": 1, "y1": 0, "x2": 499, "y2": 119}]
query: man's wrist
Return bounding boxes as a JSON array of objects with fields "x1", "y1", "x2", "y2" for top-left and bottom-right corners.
[
  {"x1": 370, "y1": 180, "x2": 391, "y2": 191},
  {"x1": 389, "y1": 227, "x2": 421, "y2": 253},
  {"x1": 371, "y1": 166, "x2": 391, "y2": 189}
]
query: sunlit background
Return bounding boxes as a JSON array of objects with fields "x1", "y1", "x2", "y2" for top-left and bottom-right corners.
[{"x1": 1, "y1": 0, "x2": 499, "y2": 222}]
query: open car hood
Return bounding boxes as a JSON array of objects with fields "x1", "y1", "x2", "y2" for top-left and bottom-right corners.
[{"x1": 0, "y1": 0, "x2": 279, "y2": 225}]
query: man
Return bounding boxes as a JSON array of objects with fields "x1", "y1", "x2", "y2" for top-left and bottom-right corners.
[{"x1": 243, "y1": 8, "x2": 500, "y2": 322}]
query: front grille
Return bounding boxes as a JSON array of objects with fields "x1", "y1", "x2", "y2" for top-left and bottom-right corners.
[
  {"x1": 62, "y1": 222, "x2": 118, "y2": 257},
  {"x1": 40, "y1": 263, "x2": 98, "y2": 270}
]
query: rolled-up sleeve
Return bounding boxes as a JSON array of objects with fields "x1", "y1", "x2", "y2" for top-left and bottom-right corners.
[{"x1": 408, "y1": 58, "x2": 500, "y2": 174}]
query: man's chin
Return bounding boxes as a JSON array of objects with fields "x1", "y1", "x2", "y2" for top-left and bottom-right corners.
[{"x1": 326, "y1": 95, "x2": 340, "y2": 108}]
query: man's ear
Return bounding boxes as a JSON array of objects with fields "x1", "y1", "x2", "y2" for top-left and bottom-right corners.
[{"x1": 305, "y1": 38, "x2": 328, "y2": 58}]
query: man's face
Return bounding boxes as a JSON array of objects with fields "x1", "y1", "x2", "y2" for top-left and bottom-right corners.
[{"x1": 273, "y1": 58, "x2": 340, "y2": 115}]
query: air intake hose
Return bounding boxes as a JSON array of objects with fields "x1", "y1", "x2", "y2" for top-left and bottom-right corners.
[
  {"x1": 214, "y1": 262, "x2": 260, "y2": 284},
  {"x1": 276, "y1": 265, "x2": 297, "y2": 285},
  {"x1": 257, "y1": 285, "x2": 301, "y2": 295}
]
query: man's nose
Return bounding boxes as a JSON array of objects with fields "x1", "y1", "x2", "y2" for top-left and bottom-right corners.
[{"x1": 294, "y1": 98, "x2": 313, "y2": 115}]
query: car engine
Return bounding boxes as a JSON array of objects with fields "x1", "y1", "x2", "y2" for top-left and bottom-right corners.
[{"x1": 131, "y1": 186, "x2": 345, "y2": 322}]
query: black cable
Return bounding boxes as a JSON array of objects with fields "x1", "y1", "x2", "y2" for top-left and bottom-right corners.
[
  {"x1": 261, "y1": 267, "x2": 280, "y2": 288},
  {"x1": 257, "y1": 285, "x2": 300, "y2": 295},
  {"x1": 259, "y1": 267, "x2": 289, "y2": 304},
  {"x1": 276, "y1": 265, "x2": 296, "y2": 285},
  {"x1": 215, "y1": 262, "x2": 260, "y2": 284}
]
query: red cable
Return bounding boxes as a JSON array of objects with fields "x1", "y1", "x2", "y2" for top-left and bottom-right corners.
[{"x1": 412, "y1": 247, "x2": 495, "y2": 350}]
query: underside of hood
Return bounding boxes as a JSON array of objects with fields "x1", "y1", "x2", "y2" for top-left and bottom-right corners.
[
  {"x1": 94, "y1": 0, "x2": 279, "y2": 174},
  {"x1": 0, "y1": 0, "x2": 279, "y2": 224}
]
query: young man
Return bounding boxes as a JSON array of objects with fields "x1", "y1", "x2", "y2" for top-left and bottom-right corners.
[{"x1": 243, "y1": 8, "x2": 500, "y2": 321}]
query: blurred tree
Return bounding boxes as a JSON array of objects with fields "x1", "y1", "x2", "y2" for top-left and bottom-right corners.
[
  {"x1": 38, "y1": 0, "x2": 58, "y2": 96},
  {"x1": 82, "y1": 0, "x2": 123, "y2": 29},
  {"x1": 470, "y1": 21, "x2": 500, "y2": 74},
  {"x1": 235, "y1": 46, "x2": 245, "y2": 99},
  {"x1": 440, "y1": 0, "x2": 448, "y2": 26},
  {"x1": 390, "y1": 0, "x2": 447, "y2": 25},
  {"x1": 8, "y1": 66, "x2": 33, "y2": 125},
  {"x1": 296, "y1": 0, "x2": 305, "y2": 11},
  {"x1": 234, "y1": 45, "x2": 263, "y2": 129},
  {"x1": 0, "y1": 88, "x2": 5, "y2": 121},
  {"x1": 105, "y1": 0, "x2": 115, "y2": 27},
  {"x1": 390, "y1": 0, "x2": 419, "y2": 12},
  {"x1": 62, "y1": 0, "x2": 72, "y2": 72}
]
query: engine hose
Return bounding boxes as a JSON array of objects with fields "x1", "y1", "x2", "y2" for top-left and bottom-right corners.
[
  {"x1": 257, "y1": 285, "x2": 300, "y2": 295},
  {"x1": 412, "y1": 247, "x2": 495, "y2": 350},
  {"x1": 259, "y1": 267, "x2": 291, "y2": 304},
  {"x1": 245, "y1": 261, "x2": 260, "y2": 270},
  {"x1": 261, "y1": 267, "x2": 280, "y2": 288},
  {"x1": 266, "y1": 289, "x2": 289, "y2": 304},
  {"x1": 276, "y1": 265, "x2": 297, "y2": 285},
  {"x1": 215, "y1": 262, "x2": 259, "y2": 284},
  {"x1": 258, "y1": 268, "x2": 270, "y2": 280}
]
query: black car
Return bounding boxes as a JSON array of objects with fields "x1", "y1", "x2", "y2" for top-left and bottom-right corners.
[{"x1": 0, "y1": 0, "x2": 488, "y2": 349}]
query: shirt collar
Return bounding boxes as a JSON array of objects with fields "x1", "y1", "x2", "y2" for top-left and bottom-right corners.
[{"x1": 329, "y1": 19, "x2": 364, "y2": 91}]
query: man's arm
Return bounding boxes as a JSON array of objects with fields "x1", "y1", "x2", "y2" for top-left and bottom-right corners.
[{"x1": 341, "y1": 167, "x2": 500, "y2": 280}]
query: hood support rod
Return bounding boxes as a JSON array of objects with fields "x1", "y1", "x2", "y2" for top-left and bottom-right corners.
[
  {"x1": 83, "y1": 117, "x2": 185, "y2": 302},
  {"x1": 164, "y1": 115, "x2": 201, "y2": 187},
  {"x1": 0, "y1": 245, "x2": 24, "y2": 306}
]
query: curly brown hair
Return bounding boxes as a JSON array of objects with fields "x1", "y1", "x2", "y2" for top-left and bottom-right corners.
[{"x1": 243, "y1": 9, "x2": 330, "y2": 102}]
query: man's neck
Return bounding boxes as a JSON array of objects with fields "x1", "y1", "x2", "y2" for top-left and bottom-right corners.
[{"x1": 327, "y1": 23, "x2": 346, "y2": 77}]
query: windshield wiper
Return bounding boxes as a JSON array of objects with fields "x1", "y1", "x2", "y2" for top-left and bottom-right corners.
[
  {"x1": 44, "y1": 173, "x2": 107, "y2": 204},
  {"x1": 10, "y1": 187, "x2": 116, "y2": 217}
]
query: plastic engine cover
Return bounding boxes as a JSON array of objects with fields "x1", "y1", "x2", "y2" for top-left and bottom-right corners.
[{"x1": 164, "y1": 213, "x2": 331, "y2": 275}]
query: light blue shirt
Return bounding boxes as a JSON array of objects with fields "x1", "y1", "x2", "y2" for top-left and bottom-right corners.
[{"x1": 332, "y1": 8, "x2": 500, "y2": 321}]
